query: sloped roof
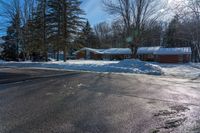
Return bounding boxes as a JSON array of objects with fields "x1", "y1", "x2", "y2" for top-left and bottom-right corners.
[
  {"x1": 73, "y1": 48, "x2": 105, "y2": 54},
  {"x1": 103, "y1": 48, "x2": 132, "y2": 55},
  {"x1": 137, "y1": 47, "x2": 161, "y2": 54},
  {"x1": 74, "y1": 47, "x2": 192, "y2": 56},
  {"x1": 74, "y1": 48, "x2": 132, "y2": 55},
  {"x1": 154, "y1": 47, "x2": 192, "y2": 55}
]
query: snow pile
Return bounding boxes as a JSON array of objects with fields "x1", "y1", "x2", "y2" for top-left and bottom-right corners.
[
  {"x1": 1, "y1": 59, "x2": 199, "y2": 78},
  {"x1": 110, "y1": 60, "x2": 162, "y2": 75},
  {"x1": 0, "y1": 59, "x2": 163, "y2": 75}
]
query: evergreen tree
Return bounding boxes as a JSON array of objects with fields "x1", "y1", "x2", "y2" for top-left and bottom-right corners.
[
  {"x1": 2, "y1": 26, "x2": 18, "y2": 61},
  {"x1": 79, "y1": 21, "x2": 99, "y2": 48},
  {"x1": 1, "y1": 0, "x2": 85, "y2": 61},
  {"x1": 35, "y1": 0, "x2": 48, "y2": 61},
  {"x1": 47, "y1": 0, "x2": 84, "y2": 61},
  {"x1": 47, "y1": 0, "x2": 62, "y2": 61},
  {"x1": 2, "y1": 13, "x2": 21, "y2": 61}
]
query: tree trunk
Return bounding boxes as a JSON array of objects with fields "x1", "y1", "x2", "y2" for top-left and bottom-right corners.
[
  {"x1": 63, "y1": 47, "x2": 67, "y2": 62},
  {"x1": 43, "y1": 0, "x2": 48, "y2": 62},
  {"x1": 63, "y1": 0, "x2": 67, "y2": 62},
  {"x1": 56, "y1": 51, "x2": 59, "y2": 61}
]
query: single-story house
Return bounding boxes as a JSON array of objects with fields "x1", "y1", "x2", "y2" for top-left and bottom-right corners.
[
  {"x1": 137, "y1": 47, "x2": 192, "y2": 63},
  {"x1": 137, "y1": 47, "x2": 161, "y2": 61},
  {"x1": 73, "y1": 48, "x2": 132, "y2": 60},
  {"x1": 74, "y1": 47, "x2": 192, "y2": 63},
  {"x1": 154, "y1": 47, "x2": 192, "y2": 63}
]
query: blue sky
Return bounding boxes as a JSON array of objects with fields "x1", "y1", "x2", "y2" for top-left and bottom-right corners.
[
  {"x1": 0, "y1": 0, "x2": 108, "y2": 35},
  {"x1": 81, "y1": 0, "x2": 110, "y2": 26}
]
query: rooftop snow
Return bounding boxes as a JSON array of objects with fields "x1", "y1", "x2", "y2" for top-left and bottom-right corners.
[
  {"x1": 154, "y1": 47, "x2": 192, "y2": 55},
  {"x1": 75, "y1": 47, "x2": 192, "y2": 55},
  {"x1": 137, "y1": 47, "x2": 161, "y2": 54},
  {"x1": 74, "y1": 48, "x2": 131, "y2": 55},
  {"x1": 103, "y1": 48, "x2": 132, "y2": 55},
  {"x1": 73, "y1": 48, "x2": 106, "y2": 54}
]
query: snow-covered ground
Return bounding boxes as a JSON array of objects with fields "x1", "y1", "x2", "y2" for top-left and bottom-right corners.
[
  {"x1": 0, "y1": 59, "x2": 200, "y2": 78},
  {"x1": 157, "y1": 63, "x2": 200, "y2": 79},
  {"x1": 0, "y1": 60, "x2": 162, "y2": 75}
]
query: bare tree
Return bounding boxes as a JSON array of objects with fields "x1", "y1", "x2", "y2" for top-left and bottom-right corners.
[
  {"x1": 94, "y1": 22, "x2": 112, "y2": 48},
  {"x1": 172, "y1": 0, "x2": 200, "y2": 62},
  {"x1": 0, "y1": 0, "x2": 21, "y2": 58},
  {"x1": 103, "y1": 0, "x2": 166, "y2": 57}
]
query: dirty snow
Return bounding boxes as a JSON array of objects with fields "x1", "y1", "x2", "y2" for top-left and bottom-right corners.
[{"x1": 0, "y1": 60, "x2": 200, "y2": 78}]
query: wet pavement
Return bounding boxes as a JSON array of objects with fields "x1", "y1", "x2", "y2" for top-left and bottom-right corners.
[{"x1": 0, "y1": 67, "x2": 200, "y2": 133}]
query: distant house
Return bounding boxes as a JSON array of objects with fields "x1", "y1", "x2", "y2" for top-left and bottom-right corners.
[
  {"x1": 137, "y1": 47, "x2": 161, "y2": 61},
  {"x1": 154, "y1": 47, "x2": 192, "y2": 63},
  {"x1": 74, "y1": 48, "x2": 132, "y2": 60},
  {"x1": 137, "y1": 47, "x2": 192, "y2": 63},
  {"x1": 74, "y1": 47, "x2": 192, "y2": 63}
]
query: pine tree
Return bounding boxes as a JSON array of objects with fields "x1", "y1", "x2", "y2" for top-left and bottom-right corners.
[
  {"x1": 2, "y1": 11, "x2": 22, "y2": 61},
  {"x1": 47, "y1": 0, "x2": 62, "y2": 61},
  {"x1": 24, "y1": 0, "x2": 48, "y2": 61},
  {"x1": 47, "y1": 0, "x2": 84, "y2": 62},
  {"x1": 2, "y1": 25, "x2": 18, "y2": 61},
  {"x1": 79, "y1": 21, "x2": 99, "y2": 48}
]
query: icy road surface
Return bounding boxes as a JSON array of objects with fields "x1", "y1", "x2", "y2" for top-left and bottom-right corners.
[{"x1": 0, "y1": 68, "x2": 200, "y2": 133}]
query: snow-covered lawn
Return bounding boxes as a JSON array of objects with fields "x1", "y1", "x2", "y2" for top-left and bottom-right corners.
[
  {"x1": 157, "y1": 63, "x2": 200, "y2": 79},
  {"x1": 0, "y1": 59, "x2": 200, "y2": 78}
]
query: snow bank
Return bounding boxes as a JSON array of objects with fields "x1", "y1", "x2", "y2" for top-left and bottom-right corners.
[
  {"x1": 1, "y1": 59, "x2": 199, "y2": 78},
  {"x1": 0, "y1": 59, "x2": 163, "y2": 75}
]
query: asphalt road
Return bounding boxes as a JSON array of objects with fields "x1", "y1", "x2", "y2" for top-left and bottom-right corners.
[{"x1": 0, "y1": 68, "x2": 200, "y2": 133}]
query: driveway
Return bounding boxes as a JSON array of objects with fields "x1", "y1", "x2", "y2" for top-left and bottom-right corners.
[{"x1": 0, "y1": 68, "x2": 200, "y2": 133}]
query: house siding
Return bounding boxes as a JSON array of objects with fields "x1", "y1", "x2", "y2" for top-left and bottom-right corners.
[
  {"x1": 138, "y1": 54, "x2": 155, "y2": 61},
  {"x1": 155, "y1": 55, "x2": 191, "y2": 63},
  {"x1": 76, "y1": 51, "x2": 86, "y2": 59}
]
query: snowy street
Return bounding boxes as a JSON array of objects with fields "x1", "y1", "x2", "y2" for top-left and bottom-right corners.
[{"x1": 0, "y1": 68, "x2": 200, "y2": 133}]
